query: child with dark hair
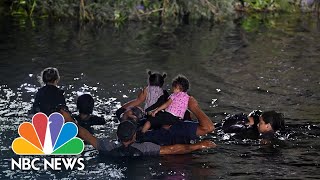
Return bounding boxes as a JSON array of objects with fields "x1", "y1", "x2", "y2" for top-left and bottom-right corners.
[
  {"x1": 31, "y1": 67, "x2": 66, "y2": 116},
  {"x1": 73, "y1": 94, "x2": 106, "y2": 134},
  {"x1": 141, "y1": 75, "x2": 190, "y2": 133},
  {"x1": 144, "y1": 70, "x2": 169, "y2": 112},
  {"x1": 115, "y1": 70, "x2": 169, "y2": 121}
]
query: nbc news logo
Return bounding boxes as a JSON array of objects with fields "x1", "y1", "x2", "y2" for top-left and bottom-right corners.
[{"x1": 11, "y1": 113, "x2": 85, "y2": 170}]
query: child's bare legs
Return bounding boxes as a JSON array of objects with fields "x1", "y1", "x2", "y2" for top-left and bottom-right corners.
[{"x1": 141, "y1": 121, "x2": 151, "y2": 133}]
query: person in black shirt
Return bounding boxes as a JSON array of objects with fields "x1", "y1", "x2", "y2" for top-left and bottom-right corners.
[
  {"x1": 73, "y1": 94, "x2": 106, "y2": 133},
  {"x1": 31, "y1": 67, "x2": 66, "y2": 116},
  {"x1": 220, "y1": 110, "x2": 262, "y2": 139},
  {"x1": 220, "y1": 110, "x2": 285, "y2": 141}
]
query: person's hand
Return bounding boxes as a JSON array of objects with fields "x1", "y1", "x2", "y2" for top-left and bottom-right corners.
[
  {"x1": 259, "y1": 139, "x2": 271, "y2": 145},
  {"x1": 59, "y1": 109, "x2": 74, "y2": 123},
  {"x1": 198, "y1": 140, "x2": 216, "y2": 149},
  {"x1": 152, "y1": 110, "x2": 158, "y2": 117},
  {"x1": 128, "y1": 114, "x2": 138, "y2": 122}
]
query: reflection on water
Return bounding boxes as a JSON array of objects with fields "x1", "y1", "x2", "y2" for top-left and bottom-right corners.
[{"x1": 0, "y1": 13, "x2": 319, "y2": 179}]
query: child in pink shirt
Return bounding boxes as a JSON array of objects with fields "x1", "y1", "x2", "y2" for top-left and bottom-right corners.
[
  {"x1": 142, "y1": 75, "x2": 190, "y2": 133},
  {"x1": 116, "y1": 71, "x2": 168, "y2": 121}
]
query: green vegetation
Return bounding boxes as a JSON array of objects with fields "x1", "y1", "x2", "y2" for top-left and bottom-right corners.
[
  {"x1": 3, "y1": 0, "x2": 233, "y2": 23},
  {"x1": 1, "y1": 0, "x2": 319, "y2": 25},
  {"x1": 242, "y1": 0, "x2": 296, "y2": 12}
]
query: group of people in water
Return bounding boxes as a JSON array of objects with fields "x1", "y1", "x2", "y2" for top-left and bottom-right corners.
[{"x1": 31, "y1": 67, "x2": 285, "y2": 156}]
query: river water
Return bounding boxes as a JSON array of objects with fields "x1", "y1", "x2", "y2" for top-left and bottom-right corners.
[{"x1": 0, "y1": 13, "x2": 319, "y2": 179}]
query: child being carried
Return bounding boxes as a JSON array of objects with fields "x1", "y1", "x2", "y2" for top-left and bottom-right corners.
[{"x1": 141, "y1": 75, "x2": 190, "y2": 133}]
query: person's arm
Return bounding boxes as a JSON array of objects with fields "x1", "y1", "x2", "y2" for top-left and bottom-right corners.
[
  {"x1": 122, "y1": 88, "x2": 147, "y2": 109},
  {"x1": 159, "y1": 140, "x2": 216, "y2": 155},
  {"x1": 60, "y1": 109, "x2": 98, "y2": 149},
  {"x1": 152, "y1": 98, "x2": 172, "y2": 117},
  {"x1": 188, "y1": 96, "x2": 215, "y2": 136}
]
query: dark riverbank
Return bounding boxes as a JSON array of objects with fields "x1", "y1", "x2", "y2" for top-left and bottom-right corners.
[
  {"x1": 0, "y1": 10, "x2": 319, "y2": 179},
  {"x1": 1, "y1": 0, "x2": 319, "y2": 25}
]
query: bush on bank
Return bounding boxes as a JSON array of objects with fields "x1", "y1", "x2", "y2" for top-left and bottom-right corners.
[{"x1": 1, "y1": 0, "x2": 319, "y2": 24}]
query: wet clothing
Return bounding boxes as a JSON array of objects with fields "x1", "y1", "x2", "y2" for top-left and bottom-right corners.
[
  {"x1": 73, "y1": 115, "x2": 106, "y2": 134},
  {"x1": 222, "y1": 113, "x2": 251, "y2": 133},
  {"x1": 31, "y1": 85, "x2": 66, "y2": 116},
  {"x1": 145, "y1": 92, "x2": 189, "y2": 129},
  {"x1": 115, "y1": 106, "x2": 192, "y2": 128},
  {"x1": 115, "y1": 88, "x2": 169, "y2": 121},
  {"x1": 138, "y1": 120, "x2": 199, "y2": 146},
  {"x1": 147, "y1": 111, "x2": 180, "y2": 129},
  {"x1": 166, "y1": 92, "x2": 189, "y2": 119},
  {"x1": 220, "y1": 113, "x2": 260, "y2": 139},
  {"x1": 97, "y1": 138, "x2": 160, "y2": 156},
  {"x1": 259, "y1": 131, "x2": 276, "y2": 140},
  {"x1": 144, "y1": 86, "x2": 164, "y2": 110},
  {"x1": 144, "y1": 89, "x2": 169, "y2": 113},
  {"x1": 232, "y1": 126, "x2": 260, "y2": 140}
]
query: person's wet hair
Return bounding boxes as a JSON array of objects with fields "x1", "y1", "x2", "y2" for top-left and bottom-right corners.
[
  {"x1": 77, "y1": 94, "x2": 94, "y2": 114},
  {"x1": 130, "y1": 107, "x2": 144, "y2": 120},
  {"x1": 148, "y1": 70, "x2": 166, "y2": 87},
  {"x1": 172, "y1": 75, "x2": 189, "y2": 92},
  {"x1": 119, "y1": 107, "x2": 145, "y2": 122},
  {"x1": 248, "y1": 110, "x2": 262, "y2": 126},
  {"x1": 39, "y1": 67, "x2": 60, "y2": 85},
  {"x1": 261, "y1": 111, "x2": 285, "y2": 131},
  {"x1": 117, "y1": 120, "x2": 137, "y2": 142}
]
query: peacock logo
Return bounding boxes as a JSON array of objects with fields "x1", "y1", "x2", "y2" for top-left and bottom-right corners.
[{"x1": 12, "y1": 112, "x2": 84, "y2": 155}]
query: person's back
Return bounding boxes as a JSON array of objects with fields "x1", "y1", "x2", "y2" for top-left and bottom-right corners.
[
  {"x1": 144, "y1": 85, "x2": 169, "y2": 112},
  {"x1": 116, "y1": 70, "x2": 168, "y2": 122},
  {"x1": 141, "y1": 75, "x2": 191, "y2": 133},
  {"x1": 143, "y1": 71, "x2": 169, "y2": 112},
  {"x1": 221, "y1": 113, "x2": 249, "y2": 133},
  {"x1": 97, "y1": 121, "x2": 160, "y2": 156},
  {"x1": 221, "y1": 110, "x2": 262, "y2": 133},
  {"x1": 137, "y1": 120, "x2": 199, "y2": 145},
  {"x1": 74, "y1": 94, "x2": 106, "y2": 133},
  {"x1": 165, "y1": 92, "x2": 189, "y2": 119},
  {"x1": 107, "y1": 144, "x2": 143, "y2": 157},
  {"x1": 31, "y1": 67, "x2": 66, "y2": 116}
]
